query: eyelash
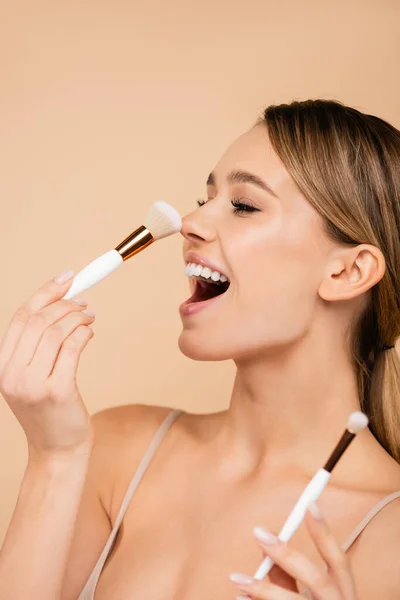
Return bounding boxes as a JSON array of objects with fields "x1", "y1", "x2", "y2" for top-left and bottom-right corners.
[{"x1": 196, "y1": 198, "x2": 259, "y2": 215}]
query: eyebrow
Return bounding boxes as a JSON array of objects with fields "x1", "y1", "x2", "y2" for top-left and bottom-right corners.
[{"x1": 206, "y1": 169, "x2": 278, "y2": 198}]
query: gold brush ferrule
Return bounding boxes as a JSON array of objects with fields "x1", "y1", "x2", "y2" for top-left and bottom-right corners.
[{"x1": 114, "y1": 225, "x2": 154, "y2": 261}]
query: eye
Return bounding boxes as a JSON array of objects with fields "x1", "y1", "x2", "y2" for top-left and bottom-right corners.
[
  {"x1": 196, "y1": 197, "x2": 260, "y2": 215},
  {"x1": 231, "y1": 198, "x2": 260, "y2": 215}
]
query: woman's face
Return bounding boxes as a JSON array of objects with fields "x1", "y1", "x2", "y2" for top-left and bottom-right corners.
[{"x1": 178, "y1": 124, "x2": 332, "y2": 362}]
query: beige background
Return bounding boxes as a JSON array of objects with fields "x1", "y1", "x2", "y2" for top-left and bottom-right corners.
[{"x1": 0, "y1": 0, "x2": 399, "y2": 542}]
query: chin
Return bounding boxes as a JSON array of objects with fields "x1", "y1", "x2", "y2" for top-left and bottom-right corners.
[
  {"x1": 177, "y1": 330, "x2": 233, "y2": 361},
  {"x1": 178, "y1": 327, "x2": 284, "y2": 364}
]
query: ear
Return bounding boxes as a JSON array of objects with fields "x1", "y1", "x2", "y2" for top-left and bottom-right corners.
[{"x1": 318, "y1": 244, "x2": 386, "y2": 302}]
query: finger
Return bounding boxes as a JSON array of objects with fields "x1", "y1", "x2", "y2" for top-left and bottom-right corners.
[
  {"x1": 0, "y1": 271, "x2": 77, "y2": 373},
  {"x1": 48, "y1": 325, "x2": 94, "y2": 396},
  {"x1": 5, "y1": 297, "x2": 88, "y2": 372},
  {"x1": 28, "y1": 310, "x2": 96, "y2": 380},
  {"x1": 253, "y1": 527, "x2": 341, "y2": 600},
  {"x1": 230, "y1": 573, "x2": 300, "y2": 599},
  {"x1": 305, "y1": 502, "x2": 357, "y2": 599}
]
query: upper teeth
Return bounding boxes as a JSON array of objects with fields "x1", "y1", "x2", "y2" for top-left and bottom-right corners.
[{"x1": 185, "y1": 262, "x2": 228, "y2": 283}]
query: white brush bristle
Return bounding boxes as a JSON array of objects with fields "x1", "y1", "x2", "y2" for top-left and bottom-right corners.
[
  {"x1": 144, "y1": 201, "x2": 182, "y2": 240},
  {"x1": 347, "y1": 411, "x2": 369, "y2": 434}
]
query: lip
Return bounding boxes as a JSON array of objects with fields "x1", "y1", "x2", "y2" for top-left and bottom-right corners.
[
  {"x1": 184, "y1": 251, "x2": 229, "y2": 279},
  {"x1": 179, "y1": 292, "x2": 225, "y2": 318}
]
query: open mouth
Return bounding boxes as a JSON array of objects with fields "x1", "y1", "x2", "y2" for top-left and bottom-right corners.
[
  {"x1": 180, "y1": 261, "x2": 231, "y2": 317},
  {"x1": 188, "y1": 276, "x2": 230, "y2": 303}
]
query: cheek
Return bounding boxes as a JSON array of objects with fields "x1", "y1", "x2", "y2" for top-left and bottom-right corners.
[
  {"x1": 233, "y1": 243, "x2": 301, "y2": 307},
  {"x1": 233, "y1": 214, "x2": 321, "y2": 299},
  {"x1": 231, "y1": 238, "x2": 319, "y2": 336}
]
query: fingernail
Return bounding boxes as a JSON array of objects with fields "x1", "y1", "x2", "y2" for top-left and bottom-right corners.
[
  {"x1": 82, "y1": 309, "x2": 96, "y2": 317},
  {"x1": 253, "y1": 526, "x2": 278, "y2": 544},
  {"x1": 236, "y1": 596, "x2": 251, "y2": 600},
  {"x1": 229, "y1": 573, "x2": 254, "y2": 585},
  {"x1": 54, "y1": 270, "x2": 75, "y2": 284},
  {"x1": 307, "y1": 501, "x2": 323, "y2": 521},
  {"x1": 72, "y1": 296, "x2": 88, "y2": 306}
]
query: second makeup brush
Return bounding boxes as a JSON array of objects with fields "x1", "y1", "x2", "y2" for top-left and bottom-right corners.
[{"x1": 253, "y1": 411, "x2": 369, "y2": 580}]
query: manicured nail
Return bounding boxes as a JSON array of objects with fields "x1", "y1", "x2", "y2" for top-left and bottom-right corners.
[
  {"x1": 253, "y1": 526, "x2": 278, "y2": 544},
  {"x1": 82, "y1": 309, "x2": 96, "y2": 317},
  {"x1": 229, "y1": 573, "x2": 254, "y2": 585},
  {"x1": 54, "y1": 270, "x2": 75, "y2": 284},
  {"x1": 307, "y1": 501, "x2": 323, "y2": 521}
]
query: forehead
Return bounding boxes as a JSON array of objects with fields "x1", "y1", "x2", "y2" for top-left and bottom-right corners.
[{"x1": 211, "y1": 124, "x2": 292, "y2": 195}]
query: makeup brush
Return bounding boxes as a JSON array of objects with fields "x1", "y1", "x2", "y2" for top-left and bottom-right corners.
[
  {"x1": 62, "y1": 201, "x2": 182, "y2": 300},
  {"x1": 253, "y1": 411, "x2": 369, "y2": 580}
]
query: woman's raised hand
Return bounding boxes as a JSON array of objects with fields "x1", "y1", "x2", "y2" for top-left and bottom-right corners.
[{"x1": 0, "y1": 270, "x2": 97, "y2": 461}]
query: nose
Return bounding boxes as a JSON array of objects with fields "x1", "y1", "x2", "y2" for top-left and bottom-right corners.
[{"x1": 180, "y1": 207, "x2": 217, "y2": 244}]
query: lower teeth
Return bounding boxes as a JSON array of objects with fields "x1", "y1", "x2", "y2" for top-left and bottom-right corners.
[{"x1": 192, "y1": 275, "x2": 226, "y2": 286}]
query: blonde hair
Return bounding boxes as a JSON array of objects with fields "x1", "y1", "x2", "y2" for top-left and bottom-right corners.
[{"x1": 257, "y1": 99, "x2": 400, "y2": 462}]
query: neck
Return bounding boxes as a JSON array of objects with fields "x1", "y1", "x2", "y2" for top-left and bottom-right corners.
[{"x1": 217, "y1": 338, "x2": 375, "y2": 485}]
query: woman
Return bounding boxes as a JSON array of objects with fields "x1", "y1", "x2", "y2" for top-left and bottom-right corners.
[{"x1": 0, "y1": 99, "x2": 399, "y2": 600}]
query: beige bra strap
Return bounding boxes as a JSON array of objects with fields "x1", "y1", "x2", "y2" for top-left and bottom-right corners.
[
  {"x1": 341, "y1": 490, "x2": 400, "y2": 552},
  {"x1": 78, "y1": 408, "x2": 184, "y2": 600}
]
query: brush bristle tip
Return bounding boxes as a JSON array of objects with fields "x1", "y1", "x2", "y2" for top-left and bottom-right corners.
[
  {"x1": 144, "y1": 201, "x2": 182, "y2": 240},
  {"x1": 347, "y1": 411, "x2": 369, "y2": 434}
]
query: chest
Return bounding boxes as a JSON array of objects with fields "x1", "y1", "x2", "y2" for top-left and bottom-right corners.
[{"x1": 93, "y1": 471, "x2": 359, "y2": 600}]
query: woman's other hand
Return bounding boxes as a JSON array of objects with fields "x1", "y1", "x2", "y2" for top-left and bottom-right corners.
[{"x1": 230, "y1": 501, "x2": 357, "y2": 600}]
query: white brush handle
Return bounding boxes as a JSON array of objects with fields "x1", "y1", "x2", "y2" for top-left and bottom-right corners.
[
  {"x1": 62, "y1": 249, "x2": 123, "y2": 300},
  {"x1": 253, "y1": 468, "x2": 331, "y2": 580}
]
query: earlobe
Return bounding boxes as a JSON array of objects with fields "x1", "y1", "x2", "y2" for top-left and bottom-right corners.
[{"x1": 317, "y1": 244, "x2": 386, "y2": 303}]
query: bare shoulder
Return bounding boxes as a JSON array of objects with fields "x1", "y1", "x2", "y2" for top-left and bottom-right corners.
[
  {"x1": 90, "y1": 402, "x2": 183, "y2": 467},
  {"x1": 348, "y1": 459, "x2": 400, "y2": 599},
  {"x1": 91, "y1": 403, "x2": 177, "y2": 441},
  {"x1": 90, "y1": 403, "x2": 181, "y2": 515},
  {"x1": 350, "y1": 498, "x2": 400, "y2": 598},
  {"x1": 91, "y1": 404, "x2": 220, "y2": 449}
]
